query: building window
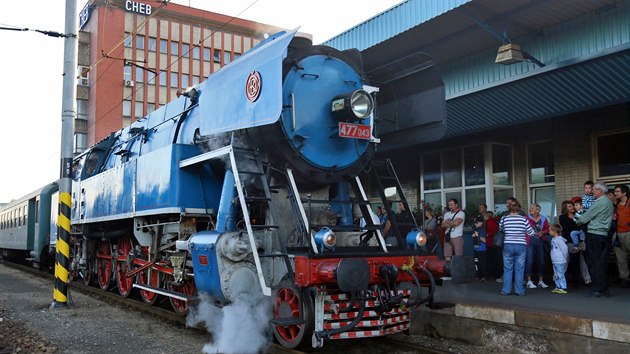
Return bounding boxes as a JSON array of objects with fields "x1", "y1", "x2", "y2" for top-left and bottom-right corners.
[
  {"x1": 443, "y1": 149, "x2": 462, "y2": 189},
  {"x1": 464, "y1": 145, "x2": 485, "y2": 186},
  {"x1": 148, "y1": 37, "x2": 156, "y2": 52},
  {"x1": 223, "y1": 51, "x2": 231, "y2": 64},
  {"x1": 192, "y1": 75, "x2": 200, "y2": 85},
  {"x1": 423, "y1": 152, "x2": 441, "y2": 190},
  {"x1": 182, "y1": 43, "x2": 189, "y2": 58},
  {"x1": 77, "y1": 100, "x2": 88, "y2": 120},
  {"x1": 203, "y1": 47, "x2": 210, "y2": 61},
  {"x1": 234, "y1": 53, "x2": 241, "y2": 60},
  {"x1": 135, "y1": 102, "x2": 143, "y2": 118},
  {"x1": 493, "y1": 188, "x2": 513, "y2": 215},
  {"x1": 181, "y1": 74, "x2": 189, "y2": 88},
  {"x1": 147, "y1": 103, "x2": 155, "y2": 114},
  {"x1": 136, "y1": 67, "x2": 144, "y2": 83},
  {"x1": 124, "y1": 65, "x2": 131, "y2": 81},
  {"x1": 492, "y1": 144, "x2": 513, "y2": 185},
  {"x1": 159, "y1": 71, "x2": 167, "y2": 87},
  {"x1": 595, "y1": 130, "x2": 630, "y2": 179},
  {"x1": 74, "y1": 133, "x2": 87, "y2": 154},
  {"x1": 160, "y1": 39, "x2": 168, "y2": 53},
  {"x1": 124, "y1": 33, "x2": 132, "y2": 47},
  {"x1": 421, "y1": 143, "x2": 515, "y2": 218},
  {"x1": 136, "y1": 34, "x2": 144, "y2": 50},
  {"x1": 171, "y1": 42, "x2": 179, "y2": 56},
  {"x1": 147, "y1": 70, "x2": 156, "y2": 84},
  {"x1": 192, "y1": 46, "x2": 200, "y2": 60},
  {"x1": 213, "y1": 49, "x2": 221, "y2": 63},
  {"x1": 122, "y1": 100, "x2": 131, "y2": 117},
  {"x1": 170, "y1": 72, "x2": 178, "y2": 88},
  {"x1": 77, "y1": 65, "x2": 89, "y2": 86},
  {"x1": 528, "y1": 141, "x2": 554, "y2": 184}
]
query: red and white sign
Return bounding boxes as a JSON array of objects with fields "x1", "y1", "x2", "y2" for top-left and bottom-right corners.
[{"x1": 338, "y1": 122, "x2": 371, "y2": 140}]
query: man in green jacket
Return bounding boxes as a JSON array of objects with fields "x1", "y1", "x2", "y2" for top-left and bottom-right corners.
[{"x1": 577, "y1": 181, "x2": 614, "y2": 297}]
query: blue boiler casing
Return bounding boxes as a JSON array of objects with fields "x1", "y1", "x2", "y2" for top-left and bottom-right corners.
[{"x1": 77, "y1": 144, "x2": 221, "y2": 222}]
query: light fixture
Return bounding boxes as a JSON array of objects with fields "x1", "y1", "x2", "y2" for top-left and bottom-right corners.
[
  {"x1": 331, "y1": 90, "x2": 374, "y2": 122},
  {"x1": 495, "y1": 44, "x2": 524, "y2": 65},
  {"x1": 495, "y1": 43, "x2": 545, "y2": 67}
]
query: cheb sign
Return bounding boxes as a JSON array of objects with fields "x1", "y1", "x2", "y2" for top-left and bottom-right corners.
[{"x1": 125, "y1": 0, "x2": 152, "y2": 15}]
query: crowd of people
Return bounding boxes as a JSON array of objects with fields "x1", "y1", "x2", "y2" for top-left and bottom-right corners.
[{"x1": 414, "y1": 180, "x2": 630, "y2": 297}]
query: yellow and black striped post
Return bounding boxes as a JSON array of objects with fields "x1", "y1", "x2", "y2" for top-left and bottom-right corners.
[
  {"x1": 53, "y1": 191, "x2": 72, "y2": 305},
  {"x1": 52, "y1": 0, "x2": 77, "y2": 308}
]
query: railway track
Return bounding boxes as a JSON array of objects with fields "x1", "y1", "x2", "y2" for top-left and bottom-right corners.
[
  {"x1": 4, "y1": 260, "x2": 465, "y2": 354},
  {"x1": 2, "y1": 260, "x2": 305, "y2": 354}
]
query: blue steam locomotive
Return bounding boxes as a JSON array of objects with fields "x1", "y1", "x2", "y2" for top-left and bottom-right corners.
[{"x1": 2, "y1": 30, "x2": 463, "y2": 349}]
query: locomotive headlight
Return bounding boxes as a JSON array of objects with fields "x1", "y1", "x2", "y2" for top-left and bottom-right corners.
[
  {"x1": 405, "y1": 229, "x2": 427, "y2": 249},
  {"x1": 350, "y1": 90, "x2": 373, "y2": 119},
  {"x1": 331, "y1": 89, "x2": 373, "y2": 122},
  {"x1": 315, "y1": 227, "x2": 336, "y2": 251}
]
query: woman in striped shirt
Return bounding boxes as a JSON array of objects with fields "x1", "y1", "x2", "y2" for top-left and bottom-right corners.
[{"x1": 499, "y1": 200, "x2": 536, "y2": 296}]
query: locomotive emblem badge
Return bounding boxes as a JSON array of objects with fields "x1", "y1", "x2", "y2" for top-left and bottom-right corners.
[{"x1": 245, "y1": 71, "x2": 262, "y2": 102}]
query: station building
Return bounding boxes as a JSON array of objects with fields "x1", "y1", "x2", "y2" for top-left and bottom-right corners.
[
  {"x1": 75, "y1": 0, "x2": 283, "y2": 150},
  {"x1": 325, "y1": 0, "x2": 630, "y2": 220}
]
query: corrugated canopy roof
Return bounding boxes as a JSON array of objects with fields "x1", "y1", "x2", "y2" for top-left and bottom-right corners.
[
  {"x1": 445, "y1": 48, "x2": 630, "y2": 137},
  {"x1": 353, "y1": 0, "x2": 629, "y2": 142},
  {"x1": 361, "y1": 0, "x2": 620, "y2": 68}
]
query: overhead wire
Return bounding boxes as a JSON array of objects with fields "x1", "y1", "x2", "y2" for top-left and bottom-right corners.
[
  {"x1": 0, "y1": 24, "x2": 73, "y2": 38},
  {"x1": 91, "y1": 0, "x2": 261, "y2": 130}
]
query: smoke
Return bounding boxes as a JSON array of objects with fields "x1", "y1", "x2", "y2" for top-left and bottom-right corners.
[{"x1": 188, "y1": 293, "x2": 273, "y2": 354}]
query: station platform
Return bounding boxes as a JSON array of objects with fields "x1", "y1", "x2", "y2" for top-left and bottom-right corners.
[{"x1": 410, "y1": 277, "x2": 630, "y2": 351}]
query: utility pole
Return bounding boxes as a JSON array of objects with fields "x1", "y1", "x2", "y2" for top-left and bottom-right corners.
[{"x1": 52, "y1": 0, "x2": 78, "y2": 308}]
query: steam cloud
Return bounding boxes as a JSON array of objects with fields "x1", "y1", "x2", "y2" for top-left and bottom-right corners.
[{"x1": 188, "y1": 293, "x2": 273, "y2": 354}]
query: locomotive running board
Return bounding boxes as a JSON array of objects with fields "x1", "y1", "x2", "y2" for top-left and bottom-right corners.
[{"x1": 132, "y1": 283, "x2": 197, "y2": 303}]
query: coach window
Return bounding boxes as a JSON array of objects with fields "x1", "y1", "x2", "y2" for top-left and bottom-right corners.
[
  {"x1": 35, "y1": 200, "x2": 39, "y2": 223},
  {"x1": 17, "y1": 208, "x2": 21, "y2": 226},
  {"x1": 23, "y1": 206, "x2": 27, "y2": 225},
  {"x1": 594, "y1": 130, "x2": 630, "y2": 181}
]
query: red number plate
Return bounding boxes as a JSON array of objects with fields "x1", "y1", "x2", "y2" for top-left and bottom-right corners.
[{"x1": 338, "y1": 122, "x2": 371, "y2": 140}]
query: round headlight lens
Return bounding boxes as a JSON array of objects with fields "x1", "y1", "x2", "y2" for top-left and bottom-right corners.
[
  {"x1": 350, "y1": 90, "x2": 373, "y2": 119},
  {"x1": 325, "y1": 233, "x2": 336, "y2": 248},
  {"x1": 405, "y1": 229, "x2": 427, "y2": 248}
]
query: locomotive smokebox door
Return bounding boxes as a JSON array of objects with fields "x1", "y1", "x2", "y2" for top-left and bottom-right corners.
[
  {"x1": 450, "y1": 255, "x2": 475, "y2": 284},
  {"x1": 336, "y1": 259, "x2": 370, "y2": 292}
]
